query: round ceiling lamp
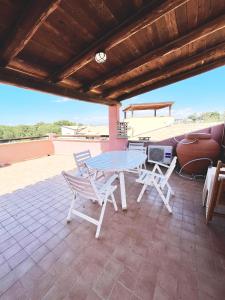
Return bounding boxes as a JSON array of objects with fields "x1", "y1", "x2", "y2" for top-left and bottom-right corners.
[{"x1": 95, "y1": 51, "x2": 107, "y2": 63}]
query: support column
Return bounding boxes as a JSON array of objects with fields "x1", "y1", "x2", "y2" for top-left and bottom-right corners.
[
  {"x1": 108, "y1": 104, "x2": 127, "y2": 151},
  {"x1": 109, "y1": 104, "x2": 120, "y2": 142}
]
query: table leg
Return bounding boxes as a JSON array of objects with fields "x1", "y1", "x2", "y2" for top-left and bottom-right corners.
[{"x1": 119, "y1": 171, "x2": 127, "y2": 210}]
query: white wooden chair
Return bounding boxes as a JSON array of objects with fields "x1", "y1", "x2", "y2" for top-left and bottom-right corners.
[
  {"x1": 203, "y1": 161, "x2": 225, "y2": 224},
  {"x1": 128, "y1": 142, "x2": 144, "y2": 149},
  {"x1": 73, "y1": 150, "x2": 103, "y2": 179},
  {"x1": 136, "y1": 156, "x2": 177, "y2": 213},
  {"x1": 62, "y1": 171, "x2": 118, "y2": 238},
  {"x1": 127, "y1": 142, "x2": 147, "y2": 171}
]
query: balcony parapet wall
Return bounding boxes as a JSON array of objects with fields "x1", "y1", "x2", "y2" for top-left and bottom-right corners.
[
  {"x1": 0, "y1": 140, "x2": 54, "y2": 165},
  {"x1": 0, "y1": 137, "x2": 128, "y2": 166}
]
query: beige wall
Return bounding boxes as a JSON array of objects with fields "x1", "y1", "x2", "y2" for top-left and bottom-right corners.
[
  {"x1": 125, "y1": 116, "x2": 174, "y2": 138},
  {"x1": 0, "y1": 140, "x2": 54, "y2": 165}
]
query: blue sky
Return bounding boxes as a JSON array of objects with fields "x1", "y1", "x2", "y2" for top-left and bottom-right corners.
[{"x1": 0, "y1": 66, "x2": 225, "y2": 125}]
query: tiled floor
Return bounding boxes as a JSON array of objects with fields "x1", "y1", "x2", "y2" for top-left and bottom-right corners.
[
  {"x1": 0, "y1": 167, "x2": 225, "y2": 299},
  {"x1": 0, "y1": 155, "x2": 74, "y2": 195}
]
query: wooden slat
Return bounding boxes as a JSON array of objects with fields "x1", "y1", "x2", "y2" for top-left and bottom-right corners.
[
  {"x1": 105, "y1": 40, "x2": 225, "y2": 97},
  {"x1": 0, "y1": 0, "x2": 62, "y2": 66},
  {"x1": 51, "y1": 0, "x2": 189, "y2": 82},
  {"x1": 86, "y1": 13, "x2": 225, "y2": 92},
  {"x1": 118, "y1": 54, "x2": 225, "y2": 101},
  {"x1": 0, "y1": 67, "x2": 117, "y2": 106},
  {"x1": 9, "y1": 58, "x2": 49, "y2": 78}
]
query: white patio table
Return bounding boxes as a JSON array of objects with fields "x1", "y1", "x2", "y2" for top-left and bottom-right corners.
[{"x1": 86, "y1": 150, "x2": 147, "y2": 210}]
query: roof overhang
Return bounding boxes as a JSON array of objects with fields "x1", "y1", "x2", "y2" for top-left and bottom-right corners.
[
  {"x1": 0, "y1": 0, "x2": 225, "y2": 105},
  {"x1": 123, "y1": 101, "x2": 174, "y2": 112}
]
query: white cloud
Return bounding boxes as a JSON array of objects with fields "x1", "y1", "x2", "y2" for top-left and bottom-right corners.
[
  {"x1": 172, "y1": 107, "x2": 194, "y2": 119},
  {"x1": 78, "y1": 114, "x2": 108, "y2": 125},
  {"x1": 52, "y1": 96, "x2": 72, "y2": 103}
]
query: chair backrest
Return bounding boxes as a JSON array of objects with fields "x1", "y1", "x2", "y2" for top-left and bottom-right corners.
[
  {"x1": 128, "y1": 142, "x2": 146, "y2": 154},
  {"x1": 73, "y1": 150, "x2": 91, "y2": 176},
  {"x1": 62, "y1": 171, "x2": 100, "y2": 203},
  {"x1": 161, "y1": 156, "x2": 177, "y2": 187},
  {"x1": 206, "y1": 161, "x2": 225, "y2": 222}
]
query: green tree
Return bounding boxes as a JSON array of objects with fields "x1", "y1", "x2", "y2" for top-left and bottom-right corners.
[
  {"x1": 188, "y1": 113, "x2": 198, "y2": 122},
  {"x1": 0, "y1": 120, "x2": 77, "y2": 140},
  {"x1": 54, "y1": 120, "x2": 76, "y2": 126},
  {"x1": 220, "y1": 111, "x2": 225, "y2": 121},
  {"x1": 201, "y1": 112, "x2": 220, "y2": 122}
]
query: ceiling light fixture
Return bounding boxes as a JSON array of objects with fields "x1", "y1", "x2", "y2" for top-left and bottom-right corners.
[{"x1": 95, "y1": 51, "x2": 107, "y2": 63}]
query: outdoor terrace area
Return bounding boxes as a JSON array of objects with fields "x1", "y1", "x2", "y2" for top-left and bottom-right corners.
[
  {"x1": 1, "y1": 0, "x2": 225, "y2": 299},
  {"x1": 0, "y1": 155, "x2": 225, "y2": 300}
]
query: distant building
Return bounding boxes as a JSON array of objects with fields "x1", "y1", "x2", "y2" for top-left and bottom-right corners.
[
  {"x1": 61, "y1": 125, "x2": 108, "y2": 136},
  {"x1": 123, "y1": 102, "x2": 175, "y2": 140}
]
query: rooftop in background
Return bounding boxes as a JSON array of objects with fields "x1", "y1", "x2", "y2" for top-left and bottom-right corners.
[
  {"x1": 0, "y1": 1, "x2": 225, "y2": 105},
  {"x1": 123, "y1": 102, "x2": 174, "y2": 112},
  {"x1": 61, "y1": 125, "x2": 108, "y2": 137},
  {"x1": 123, "y1": 101, "x2": 174, "y2": 118}
]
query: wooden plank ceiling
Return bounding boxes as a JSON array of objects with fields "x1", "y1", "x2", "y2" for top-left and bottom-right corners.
[{"x1": 0, "y1": 0, "x2": 225, "y2": 105}]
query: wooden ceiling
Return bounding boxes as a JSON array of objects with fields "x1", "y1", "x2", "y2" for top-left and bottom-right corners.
[{"x1": 0, "y1": 0, "x2": 225, "y2": 105}]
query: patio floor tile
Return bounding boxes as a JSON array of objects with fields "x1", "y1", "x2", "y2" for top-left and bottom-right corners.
[{"x1": 0, "y1": 163, "x2": 225, "y2": 299}]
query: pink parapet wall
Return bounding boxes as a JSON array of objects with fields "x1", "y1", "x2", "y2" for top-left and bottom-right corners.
[
  {"x1": 52, "y1": 138, "x2": 127, "y2": 156},
  {"x1": 0, "y1": 140, "x2": 54, "y2": 165},
  {"x1": 53, "y1": 139, "x2": 109, "y2": 156}
]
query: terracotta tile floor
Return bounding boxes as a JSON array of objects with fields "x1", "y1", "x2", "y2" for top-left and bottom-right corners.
[
  {"x1": 0, "y1": 166, "x2": 225, "y2": 299},
  {"x1": 0, "y1": 155, "x2": 74, "y2": 195}
]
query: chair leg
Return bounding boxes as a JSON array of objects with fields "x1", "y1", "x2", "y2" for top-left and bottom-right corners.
[
  {"x1": 171, "y1": 188, "x2": 175, "y2": 197},
  {"x1": 111, "y1": 193, "x2": 118, "y2": 212},
  {"x1": 137, "y1": 184, "x2": 148, "y2": 203},
  {"x1": 202, "y1": 183, "x2": 208, "y2": 207},
  {"x1": 67, "y1": 194, "x2": 76, "y2": 223},
  {"x1": 154, "y1": 183, "x2": 172, "y2": 213},
  {"x1": 95, "y1": 198, "x2": 108, "y2": 238},
  {"x1": 167, "y1": 183, "x2": 175, "y2": 197}
]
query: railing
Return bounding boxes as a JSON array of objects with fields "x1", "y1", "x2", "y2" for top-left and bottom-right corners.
[
  {"x1": 117, "y1": 122, "x2": 128, "y2": 137},
  {"x1": 0, "y1": 135, "x2": 48, "y2": 144},
  {"x1": 58, "y1": 134, "x2": 109, "y2": 140}
]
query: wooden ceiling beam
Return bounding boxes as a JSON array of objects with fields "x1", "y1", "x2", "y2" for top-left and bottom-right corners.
[
  {"x1": 105, "y1": 41, "x2": 225, "y2": 97},
  {"x1": 8, "y1": 58, "x2": 49, "y2": 79},
  {"x1": 51, "y1": 0, "x2": 189, "y2": 82},
  {"x1": 85, "y1": 13, "x2": 225, "y2": 92},
  {"x1": 117, "y1": 55, "x2": 225, "y2": 101},
  {"x1": 0, "y1": 68, "x2": 117, "y2": 106},
  {"x1": 0, "y1": 0, "x2": 62, "y2": 67}
]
